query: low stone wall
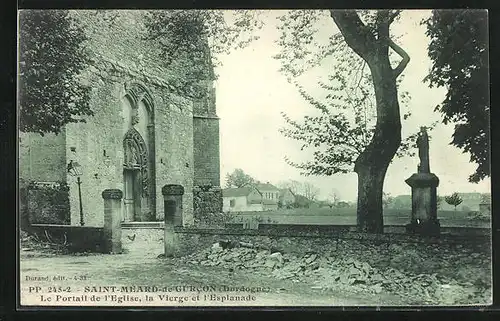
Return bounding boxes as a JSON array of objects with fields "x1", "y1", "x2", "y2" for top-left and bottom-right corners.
[
  {"x1": 227, "y1": 223, "x2": 491, "y2": 237},
  {"x1": 29, "y1": 224, "x2": 106, "y2": 253},
  {"x1": 176, "y1": 228, "x2": 490, "y2": 257},
  {"x1": 29, "y1": 189, "x2": 123, "y2": 254},
  {"x1": 120, "y1": 223, "x2": 491, "y2": 258}
]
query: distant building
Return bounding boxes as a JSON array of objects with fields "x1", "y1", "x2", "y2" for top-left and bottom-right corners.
[{"x1": 222, "y1": 182, "x2": 280, "y2": 212}]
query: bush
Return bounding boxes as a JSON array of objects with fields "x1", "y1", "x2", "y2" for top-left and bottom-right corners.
[
  {"x1": 468, "y1": 211, "x2": 489, "y2": 221},
  {"x1": 193, "y1": 185, "x2": 223, "y2": 223},
  {"x1": 26, "y1": 181, "x2": 70, "y2": 225}
]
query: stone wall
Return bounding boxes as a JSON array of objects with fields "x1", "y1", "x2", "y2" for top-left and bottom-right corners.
[
  {"x1": 30, "y1": 224, "x2": 106, "y2": 253},
  {"x1": 120, "y1": 225, "x2": 491, "y2": 257},
  {"x1": 122, "y1": 226, "x2": 164, "y2": 257},
  {"x1": 192, "y1": 44, "x2": 221, "y2": 196},
  {"x1": 154, "y1": 93, "x2": 194, "y2": 225}
]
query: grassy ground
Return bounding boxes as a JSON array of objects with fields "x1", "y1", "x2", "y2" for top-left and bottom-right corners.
[
  {"x1": 233, "y1": 208, "x2": 472, "y2": 218},
  {"x1": 230, "y1": 208, "x2": 490, "y2": 228}
]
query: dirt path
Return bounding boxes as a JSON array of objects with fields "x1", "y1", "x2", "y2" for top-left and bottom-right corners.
[{"x1": 19, "y1": 250, "x2": 404, "y2": 307}]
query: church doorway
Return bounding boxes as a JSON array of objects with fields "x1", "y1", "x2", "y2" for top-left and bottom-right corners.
[
  {"x1": 121, "y1": 83, "x2": 156, "y2": 222},
  {"x1": 123, "y1": 127, "x2": 151, "y2": 222}
]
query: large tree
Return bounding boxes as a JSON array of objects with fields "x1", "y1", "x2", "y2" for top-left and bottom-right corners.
[
  {"x1": 19, "y1": 10, "x2": 92, "y2": 135},
  {"x1": 276, "y1": 10, "x2": 411, "y2": 232},
  {"x1": 330, "y1": 11, "x2": 411, "y2": 233},
  {"x1": 423, "y1": 10, "x2": 490, "y2": 183}
]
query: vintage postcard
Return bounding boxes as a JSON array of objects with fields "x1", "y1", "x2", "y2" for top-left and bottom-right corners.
[{"x1": 18, "y1": 9, "x2": 491, "y2": 307}]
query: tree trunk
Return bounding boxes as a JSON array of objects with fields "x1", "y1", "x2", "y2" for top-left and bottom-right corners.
[
  {"x1": 353, "y1": 54, "x2": 402, "y2": 233},
  {"x1": 356, "y1": 166, "x2": 386, "y2": 232},
  {"x1": 330, "y1": 10, "x2": 408, "y2": 233}
]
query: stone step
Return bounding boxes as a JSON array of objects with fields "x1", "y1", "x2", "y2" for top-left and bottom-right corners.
[{"x1": 121, "y1": 221, "x2": 164, "y2": 229}]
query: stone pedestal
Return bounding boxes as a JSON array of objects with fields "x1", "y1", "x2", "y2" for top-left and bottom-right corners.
[
  {"x1": 102, "y1": 189, "x2": 123, "y2": 253},
  {"x1": 405, "y1": 173, "x2": 440, "y2": 236},
  {"x1": 162, "y1": 184, "x2": 184, "y2": 257}
]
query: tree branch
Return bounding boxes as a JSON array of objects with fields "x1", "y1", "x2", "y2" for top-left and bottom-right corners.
[
  {"x1": 389, "y1": 38, "x2": 410, "y2": 78},
  {"x1": 376, "y1": 10, "x2": 390, "y2": 42},
  {"x1": 388, "y1": 10, "x2": 401, "y2": 25},
  {"x1": 330, "y1": 10, "x2": 375, "y2": 61}
]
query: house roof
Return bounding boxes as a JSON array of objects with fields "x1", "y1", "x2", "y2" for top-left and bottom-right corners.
[
  {"x1": 222, "y1": 183, "x2": 282, "y2": 201},
  {"x1": 253, "y1": 183, "x2": 279, "y2": 191},
  {"x1": 222, "y1": 187, "x2": 254, "y2": 197}
]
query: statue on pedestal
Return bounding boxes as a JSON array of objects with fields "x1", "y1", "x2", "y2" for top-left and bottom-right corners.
[
  {"x1": 416, "y1": 126, "x2": 430, "y2": 173},
  {"x1": 405, "y1": 126, "x2": 440, "y2": 236}
]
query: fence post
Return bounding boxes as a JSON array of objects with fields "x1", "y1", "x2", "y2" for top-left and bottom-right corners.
[
  {"x1": 102, "y1": 189, "x2": 123, "y2": 253},
  {"x1": 162, "y1": 184, "x2": 184, "y2": 257}
]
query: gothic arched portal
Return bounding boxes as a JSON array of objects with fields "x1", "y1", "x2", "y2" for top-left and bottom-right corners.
[{"x1": 122, "y1": 82, "x2": 156, "y2": 222}]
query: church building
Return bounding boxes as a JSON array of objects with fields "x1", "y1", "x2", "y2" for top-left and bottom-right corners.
[{"x1": 19, "y1": 11, "x2": 221, "y2": 227}]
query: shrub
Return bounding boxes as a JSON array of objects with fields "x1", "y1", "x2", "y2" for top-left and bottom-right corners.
[
  {"x1": 193, "y1": 185, "x2": 223, "y2": 223},
  {"x1": 25, "y1": 181, "x2": 70, "y2": 225}
]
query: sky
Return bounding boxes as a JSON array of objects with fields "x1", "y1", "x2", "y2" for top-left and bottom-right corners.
[{"x1": 213, "y1": 10, "x2": 491, "y2": 202}]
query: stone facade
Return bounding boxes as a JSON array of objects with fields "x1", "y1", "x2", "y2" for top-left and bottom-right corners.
[
  {"x1": 192, "y1": 79, "x2": 220, "y2": 187},
  {"x1": 19, "y1": 132, "x2": 67, "y2": 183},
  {"x1": 19, "y1": 11, "x2": 221, "y2": 227}
]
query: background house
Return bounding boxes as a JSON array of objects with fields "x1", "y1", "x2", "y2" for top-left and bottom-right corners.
[
  {"x1": 222, "y1": 186, "x2": 262, "y2": 212},
  {"x1": 222, "y1": 182, "x2": 280, "y2": 212},
  {"x1": 254, "y1": 182, "x2": 279, "y2": 210}
]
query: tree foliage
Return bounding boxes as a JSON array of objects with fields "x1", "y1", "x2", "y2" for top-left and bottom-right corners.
[
  {"x1": 19, "y1": 10, "x2": 92, "y2": 135},
  {"x1": 276, "y1": 10, "x2": 436, "y2": 177},
  {"x1": 302, "y1": 182, "x2": 320, "y2": 201},
  {"x1": 225, "y1": 168, "x2": 256, "y2": 188},
  {"x1": 424, "y1": 10, "x2": 490, "y2": 183},
  {"x1": 382, "y1": 192, "x2": 394, "y2": 209},
  {"x1": 143, "y1": 10, "x2": 263, "y2": 98},
  {"x1": 277, "y1": 179, "x2": 320, "y2": 200},
  {"x1": 445, "y1": 192, "x2": 463, "y2": 211}
]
